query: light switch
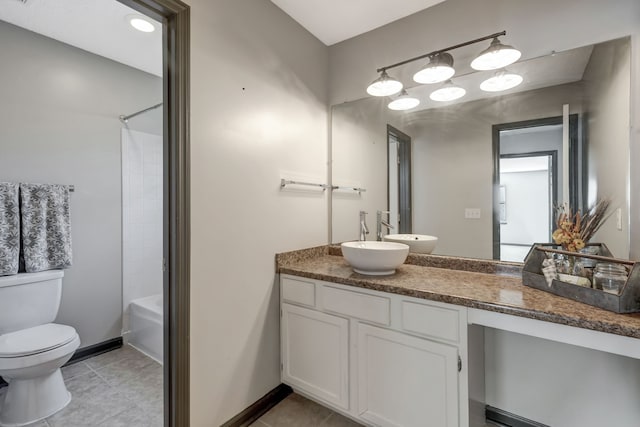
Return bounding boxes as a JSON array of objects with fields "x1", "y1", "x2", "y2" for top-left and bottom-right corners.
[
  {"x1": 465, "y1": 208, "x2": 481, "y2": 219},
  {"x1": 616, "y1": 208, "x2": 622, "y2": 231}
]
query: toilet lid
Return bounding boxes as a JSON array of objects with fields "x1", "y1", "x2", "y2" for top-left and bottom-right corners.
[{"x1": 0, "y1": 323, "x2": 77, "y2": 357}]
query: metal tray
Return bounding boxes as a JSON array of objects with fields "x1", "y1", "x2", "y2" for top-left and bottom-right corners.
[{"x1": 522, "y1": 243, "x2": 640, "y2": 313}]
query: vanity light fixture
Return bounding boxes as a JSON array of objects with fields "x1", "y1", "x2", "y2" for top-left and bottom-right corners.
[
  {"x1": 366, "y1": 70, "x2": 403, "y2": 97},
  {"x1": 413, "y1": 52, "x2": 455, "y2": 84},
  {"x1": 429, "y1": 80, "x2": 466, "y2": 102},
  {"x1": 388, "y1": 89, "x2": 420, "y2": 111},
  {"x1": 128, "y1": 14, "x2": 156, "y2": 33},
  {"x1": 470, "y1": 37, "x2": 521, "y2": 70},
  {"x1": 367, "y1": 31, "x2": 521, "y2": 102},
  {"x1": 479, "y1": 70, "x2": 523, "y2": 92}
]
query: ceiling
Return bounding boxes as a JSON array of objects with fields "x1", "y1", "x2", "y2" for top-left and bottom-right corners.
[
  {"x1": 0, "y1": 0, "x2": 162, "y2": 77},
  {"x1": 0, "y1": 0, "x2": 448, "y2": 75},
  {"x1": 269, "y1": 0, "x2": 447, "y2": 46}
]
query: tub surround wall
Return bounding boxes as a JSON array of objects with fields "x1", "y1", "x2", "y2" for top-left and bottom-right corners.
[
  {"x1": 0, "y1": 21, "x2": 161, "y2": 348},
  {"x1": 188, "y1": 0, "x2": 329, "y2": 425},
  {"x1": 121, "y1": 129, "x2": 163, "y2": 336}
]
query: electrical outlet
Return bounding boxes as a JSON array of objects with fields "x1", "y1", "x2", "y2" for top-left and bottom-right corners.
[{"x1": 465, "y1": 208, "x2": 481, "y2": 219}]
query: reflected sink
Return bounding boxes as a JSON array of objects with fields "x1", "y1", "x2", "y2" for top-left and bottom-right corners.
[
  {"x1": 341, "y1": 241, "x2": 410, "y2": 275},
  {"x1": 383, "y1": 234, "x2": 438, "y2": 254}
]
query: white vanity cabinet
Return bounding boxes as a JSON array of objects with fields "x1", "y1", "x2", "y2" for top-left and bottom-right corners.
[
  {"x1": 357, "y1": 323, "x2": 460, "y2": 427},
  {"x1": 281, "y1": 303, "x2": 350, "y2": 409},
  {"x1": 280, "y1": 274, "x2": 472, "y2": 427}
]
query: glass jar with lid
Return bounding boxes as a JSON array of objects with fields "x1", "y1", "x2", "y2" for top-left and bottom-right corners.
[{"x1": 593, "y1": 263, "x2": 628, "y2": 294}]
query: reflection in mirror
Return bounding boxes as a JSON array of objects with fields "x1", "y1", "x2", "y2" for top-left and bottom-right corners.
[{"x1": 331, "y1": 37, "x2": 631, "y2": 261}]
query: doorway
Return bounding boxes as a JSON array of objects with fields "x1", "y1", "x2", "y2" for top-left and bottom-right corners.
[
  {"x1": 499, "y1": 152, "x2": 557, "y2": 262},
  {"x1": 114, "y1": 1, "x2": 190, "y2": 425},
  {"x1": 492, "y1": 115, "x2": 581, "y2": 261},
  {"x1": 387, "y1": 125, "x2": 412, "y2": 234}
]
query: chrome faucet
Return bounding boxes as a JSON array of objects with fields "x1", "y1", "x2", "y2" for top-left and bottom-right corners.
[
  {"x1": 376, "y1": 210, "x2": 394, "y2": 241},
  {"x1": 359, "y1": 211, "x2": 369, "y2": 241}
]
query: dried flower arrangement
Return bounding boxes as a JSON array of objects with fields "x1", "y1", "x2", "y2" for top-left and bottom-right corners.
[{"x1": 552, "y1": 199, "x2": 613, "y2": 252}]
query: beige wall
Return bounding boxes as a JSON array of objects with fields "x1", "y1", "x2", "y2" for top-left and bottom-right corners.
[
  {"x1": 584, "y1": 38, "x2": 631, "y2": 258},
  {"x1": 331, "y1": 98, "x2": 405, "y2": 243},
  {"x1": 407, "y1": 83, "x2": 583, "y2": 259},
  {"x1": 332, "y1": 83, "x2": 584, "y2": 258},
  {"x1": 188, "y1": 0, "x2": 329, "y2": 425}
]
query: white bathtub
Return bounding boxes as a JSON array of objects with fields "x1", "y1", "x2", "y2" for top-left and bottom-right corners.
[{"x1": 129, "y1": 294, "x2": 163, "y2": 364}]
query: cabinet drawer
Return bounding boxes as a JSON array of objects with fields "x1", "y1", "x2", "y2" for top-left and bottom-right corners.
[
  {"x1": 281, "y1": 277, "x2": 315, "y2": 307},
  {"x1": 321, "y1": 286, "x2": 390, "y2": 326},
  {"x1": 401, "y1": 301, "x2": 460, "y2": 343}
]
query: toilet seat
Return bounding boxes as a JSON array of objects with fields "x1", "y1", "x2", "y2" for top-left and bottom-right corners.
[{"x1": 0, "y1": 324, "x2": 77, "y2": 358}]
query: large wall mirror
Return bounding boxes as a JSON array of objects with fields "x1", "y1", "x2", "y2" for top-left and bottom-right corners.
[{"x1": 331, "y1": 33, "x2": 632, "y2": 262}]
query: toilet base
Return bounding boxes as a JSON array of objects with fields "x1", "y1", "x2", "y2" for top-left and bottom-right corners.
[{"x1": 0, "y1": 368, "x2": 71, "y2": 427}]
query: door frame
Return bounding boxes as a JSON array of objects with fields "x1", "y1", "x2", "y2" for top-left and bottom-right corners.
[
  {"x1": 117, "y1": 1, "x2": 190, "y2": 426},
  {"x1": 491, "y1": 115, "x2": 579, "y2": 260},
  {"x1": 387, "y1": 125, "x2": 412, "y2": 233}
]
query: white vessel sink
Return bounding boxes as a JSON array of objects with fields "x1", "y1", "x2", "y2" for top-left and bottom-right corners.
[
  {"x1": 383, "y1": 234, "x2": 438, "y2": 254},
  {"x1": 341, "y1": 241, "x2": 410, "y2": 275}
]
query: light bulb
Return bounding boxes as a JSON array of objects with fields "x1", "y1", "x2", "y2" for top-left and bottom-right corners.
[
  {"x1": 480, "y1": 71, "x2": 523, "y2": 92},
  {"x1": 429, "y1": 80, "x2": 466, "y2": 102},
  {"x1": 413, "y1": 52, "x2": 455, "y2": 84},
  {"x1": 366, "y1": 70, "x2": 403, "y2": 97},
  {"x1": 388, "y1": 90, "x2": 420, "y2": 111},
  {"x1": 471, "y1": 38, "x2": 521, "y2": 71}
]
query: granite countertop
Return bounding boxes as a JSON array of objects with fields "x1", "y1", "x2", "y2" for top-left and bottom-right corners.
[{"x1": 276, "y1": 246, "x2": 640, "y2": 339}]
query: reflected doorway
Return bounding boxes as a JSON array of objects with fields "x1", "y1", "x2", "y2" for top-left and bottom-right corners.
[
  {"x1": 499, "y1": 153, "x2": 557, "y2": 262},
  {"x1": 387, "y1": 125, "x2": 412, "y2": 233},
  {"x1": 493, "y1": 115, "x2": 581, "y2": 261}
]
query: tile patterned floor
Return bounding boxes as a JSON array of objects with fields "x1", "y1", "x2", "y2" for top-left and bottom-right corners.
[
  {"x1": 253, "y1": 393, "x2": 503, "y2": 427},
  {"x1": 0, "y1": 345, "x2": 163, "y2": 427}
]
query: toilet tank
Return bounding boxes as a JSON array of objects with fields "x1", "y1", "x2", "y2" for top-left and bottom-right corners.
[{"x1": 0, "y1": 270, "x2": 64, "y2": 335}]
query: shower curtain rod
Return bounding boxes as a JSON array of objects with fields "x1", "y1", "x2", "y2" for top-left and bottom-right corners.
[{"x1": 119, "y1": 102, "x2": 163, "y2": 123}]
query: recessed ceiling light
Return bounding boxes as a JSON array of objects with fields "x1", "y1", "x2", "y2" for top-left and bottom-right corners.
[{"x1": 128, "y1": 15, "x2": 156, "y2": 33}]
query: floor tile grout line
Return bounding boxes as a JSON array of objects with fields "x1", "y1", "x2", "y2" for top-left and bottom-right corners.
[
  {"x1": 318, "y1": 410, "x2": 334, "y2": 426},
  {"x1": 258, "y1": 419, "x2": 273, "y2": 427}
]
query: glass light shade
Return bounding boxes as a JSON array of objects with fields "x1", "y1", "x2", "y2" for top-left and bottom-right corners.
[
  {"x1": 429, "y1": 80, "x2": 466, "y2": 102},
  {"x1": 129, "y1": 16, "x2": 156, "y2": 33},
  {"x1": 470, "y1": 38, "x2": 521, "y2": 70},
  {"x1": 366, "y1": 70, "x2": 403, "y2": 96},
  {"x1": 388, "y1": 90, "x2": 420, "y2": 111},
  {"x1": 413, "y1": 52, "x2": 455, "y2": 84},
  {"x1": 480, "y1": 71, "x2": 523, "y2": 92}
]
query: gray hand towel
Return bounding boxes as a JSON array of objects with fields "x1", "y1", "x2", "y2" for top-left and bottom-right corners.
[
  {"x1": 20, "y1": 183, "x2": 72, "y2": 273},
  {"x1": 0, "y1": 183, "x2": 20, "y2": 276}
]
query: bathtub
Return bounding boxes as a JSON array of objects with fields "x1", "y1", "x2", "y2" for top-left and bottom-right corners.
[{"x1": 129, "y1": 294, "x2": 163, "y2": 364}]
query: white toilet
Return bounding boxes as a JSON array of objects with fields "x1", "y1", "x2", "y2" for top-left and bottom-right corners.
[{"x1": 0, "y1": 271, "x2": 80, "y2": 427}]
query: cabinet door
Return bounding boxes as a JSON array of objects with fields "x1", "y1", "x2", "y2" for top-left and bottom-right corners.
[
  {"x1": 357, "y1": 324, "x2": 459, "y2": 427},
  {"x1": 281, "y1": 303, "x2": 349, "y2": 410}
]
